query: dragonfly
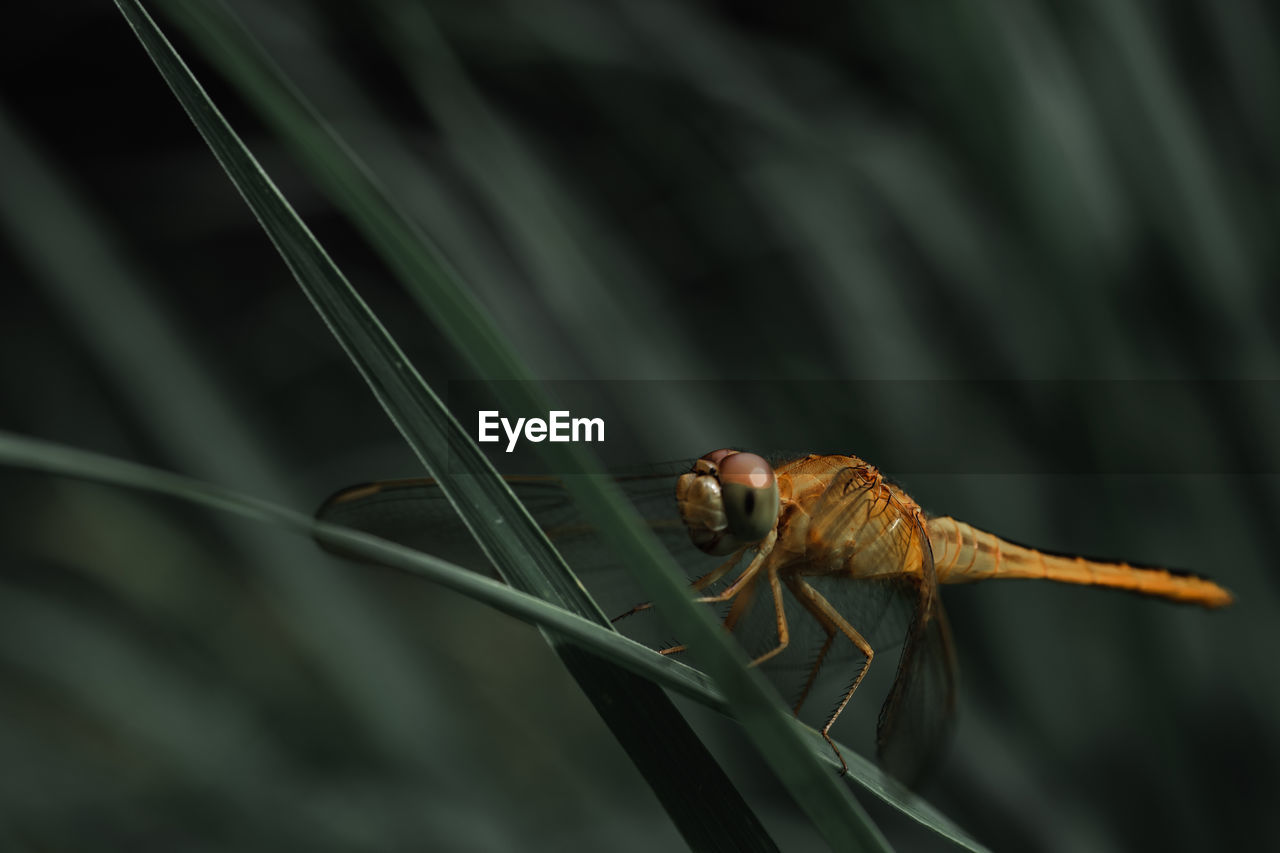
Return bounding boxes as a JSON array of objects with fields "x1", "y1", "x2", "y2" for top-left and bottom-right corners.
[{"x1": 318, "y1": 448, "x2": 1234, "y2": 786}]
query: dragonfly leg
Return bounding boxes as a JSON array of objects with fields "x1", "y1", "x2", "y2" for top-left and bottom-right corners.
[
  {"x1": 749, "y1": 565, "x2": 791, "y2": 666},
  {"x1": 610, "y1": 549, "x2": 751, "y2": 623},
  {"x1": 610, "y1": 602, "x2": 653, "y2": 623},
  {"x1": 624, "y1": 532, "x2": 779, "y2": 659},
  {"x1": 720, "y1": 574, "x2": 759, "y2": 635},
  {"x1": 789, "y1": 577, "x2": 874, "y2": 776},
  {"x1": 794, "y1": 631, "x2": 836, "y2": 715},
  {"x1": 660, "y1": 573, "x2": 761, "y2": 656},
  {"x1": 782, "y1": 574, "x2": 839, "y2": 716},
  {"x1": 694, "y1": 529, "x2": 777, "y2": 605},
  {"x1": 691, "y1": 550, "x2": 754, "y2": 594}
]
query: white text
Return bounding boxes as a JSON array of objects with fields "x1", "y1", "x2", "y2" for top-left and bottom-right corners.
[{"x1": 477, "y1": 410, "x2": 605, "y2": 452}]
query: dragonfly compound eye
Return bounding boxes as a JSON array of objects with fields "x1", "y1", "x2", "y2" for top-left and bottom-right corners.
[{"x1": 717, "y1": 452, "x2": 779, "y2": 543}]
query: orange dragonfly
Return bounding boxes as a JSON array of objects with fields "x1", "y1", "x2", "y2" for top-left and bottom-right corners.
[{"x1": 318, "y1": 448, "x2": 1234, "y2": 786}]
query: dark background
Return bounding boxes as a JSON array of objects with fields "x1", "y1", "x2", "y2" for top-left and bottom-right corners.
[{"x1": 1, "y1": 1, "x2": 1277, "y2": 850}]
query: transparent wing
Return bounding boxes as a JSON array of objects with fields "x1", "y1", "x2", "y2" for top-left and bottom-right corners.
[
  {"x1": 874, "y1": 543, "x2": 959, "y2": 788},
  {"x1": 314, "y1": 463, "x2": 729, "y2": 617}
]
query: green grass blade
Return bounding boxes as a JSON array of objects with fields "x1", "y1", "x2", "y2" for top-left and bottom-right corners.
[
  {"x1": 111, "y1": 2, "x2": 777, "y2": 850},
  {"x1": 0, "y1": 428, "x2": 990, "y2": 853}
]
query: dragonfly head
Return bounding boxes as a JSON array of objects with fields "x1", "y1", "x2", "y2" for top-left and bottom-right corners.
[{"x1": 676, "y1": 450, "x2": 780, "y2": 555}]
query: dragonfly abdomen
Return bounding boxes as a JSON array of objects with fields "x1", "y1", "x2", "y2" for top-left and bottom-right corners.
[{"x1": 926, "y1": 517, "x2": 1234, "y2": 609}]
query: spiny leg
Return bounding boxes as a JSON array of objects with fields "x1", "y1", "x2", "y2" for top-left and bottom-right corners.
[
  {"x1": 659, "y1": 578, "x2": 758, "y2": 657},
  {"x1": 721, "y1": 574, "x2": 758, "y2": 633},
  {"x1": 784, "y1": 574, "x2": 839, "y2": 716},
  {"x1": 695, "y1": 528, "x2": 777, "y2": 605},
  {"x1": 747, "y1": 565, "x2": 791, "y2": 666},
  {"x1": 795, "y1": 632, "x2": 836, "y2": 715},
  {"x1": 609, "y1": 602, "x2": 652, "y2": 624},
  {"x1": 610, "y1": 547, "x2": 747, "y2": 624},
  {"x1": 790, "y1": 577, "x2": 875, "y2": 775},
  {"x1": 628, "y1": 529, "x2": 779, "y2": 656},
  {"x1": 684, "y1": 532, "x2": 777, "y2": 654},
  {"x1": 661, "y1": 540, "x2": 777, "y2": 656}
]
